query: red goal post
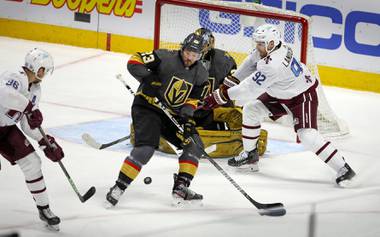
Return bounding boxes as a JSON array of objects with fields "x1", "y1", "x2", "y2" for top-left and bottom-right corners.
[{"x1": 154, "y1": 0, "x2": 309, "y2": 64}]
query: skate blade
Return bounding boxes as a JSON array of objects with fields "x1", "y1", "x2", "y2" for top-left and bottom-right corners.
[
  {"x1": 236, "y1": 163, "x2": 259, "y2": 172},
  {"x1": 45, "y1": 223, "x2": 60, "y2": 231},
  {"x1": 337, "y1": 179, "x2": 355, "y2": 188},
  {"x1": 171, "y1": 197, "x2": 203, "y2": 207},
  {"x1": 104, "y1": 200, "x2": 116, "y2": 209}
]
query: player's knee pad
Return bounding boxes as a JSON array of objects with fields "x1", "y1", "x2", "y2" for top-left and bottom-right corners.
[
  {"x1": 130, "y1": 145, "x2": 155, "y2": 165},
  {"x1": 243, "y1": 100, "x2": 269, "y2": 124},
  {"x1": 297, "y1": 128, "x2": 325, "y2": 152},
  {"x1": 15, "y1": 152, "x2": 42, "y2": 180}
]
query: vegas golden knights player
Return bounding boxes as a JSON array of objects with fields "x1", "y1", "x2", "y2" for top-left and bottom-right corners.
[
  {"x1": 106, "y1": 32, "x2": 209, "y2": 206},
  {"x1": 158, "y1": 28, "x2": 269, "y2": 158},
  {"x1": 193, "y1": 28, "x2": 238, "y2": 130}
]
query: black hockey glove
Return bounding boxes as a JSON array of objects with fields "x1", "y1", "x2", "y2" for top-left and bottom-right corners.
[
  {"x1": 142, "y1": 74, "x2": 161, "y2": 98},
  {"x1": 178, "y1": 104, "x2": 195, "y2": 124},
  {"x1": 176, "y1": 120, "x2": 198, "y2": 149}
]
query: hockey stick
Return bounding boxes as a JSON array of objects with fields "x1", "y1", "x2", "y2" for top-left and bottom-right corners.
[
  {"x1": 38, "y1": 127, "x2": 96, "y2": 203},
  {"x1": 82, "y1": 133, "x2": 130, "y2": 150},
  {"x1": 81, "y1": 126, "x2": 215, "y2": 154},
  {"x1": 116, "y1": 74, "x2": 285, "y2": 216}
]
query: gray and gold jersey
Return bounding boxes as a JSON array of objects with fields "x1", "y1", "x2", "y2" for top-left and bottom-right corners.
[
  {"x1": 201, "y1": 48, "x2": 237, "y2": 93},
  {"x1": 127, "y1": 49, "x2": 209, "y2": 111}
]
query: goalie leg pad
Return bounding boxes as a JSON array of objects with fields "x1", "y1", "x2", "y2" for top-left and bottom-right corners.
[
  {"x1": 213, "y1": 106, "x2": 242, "y2": 130},
  {"x1": 257, "y1": 129, "x2": 268, "y2": 156}
]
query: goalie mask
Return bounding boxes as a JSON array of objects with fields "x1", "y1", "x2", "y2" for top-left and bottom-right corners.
[
  {"x1": 24, "y1": 48, "x2": 54, "y2": 80},
  {"x1": 252, "y1": 24, "x2": 281, "y2": 54},
  {"x1": 194, "y1": 28, "x2": 215, "y2": 55}
]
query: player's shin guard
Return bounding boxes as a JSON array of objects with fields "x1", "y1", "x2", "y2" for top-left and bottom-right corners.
[
  {"x1": 297, "y1": 129, "x2": 356, "y2": 185},
  {"x1": 241, "y1": 100, "x2": 269, "y2": 152},
  {"x1": 16, "y1": 153, "x2": 49, "y2": 207},
  {"x1": 242, "y1": 123, "x2": 261, "y2": 152}
]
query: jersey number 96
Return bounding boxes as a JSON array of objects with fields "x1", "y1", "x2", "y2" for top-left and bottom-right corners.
[{"x1": 6, "y1": 80, "x2": 19, "y2": 90}]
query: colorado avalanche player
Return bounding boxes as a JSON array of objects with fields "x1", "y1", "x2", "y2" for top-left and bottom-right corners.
[
  {"x1": 202, "y1": 24, "x2": 355, "y2": 187},
  {"x1": 0, "y1": 48, "x2": 64, "y2": 230}
]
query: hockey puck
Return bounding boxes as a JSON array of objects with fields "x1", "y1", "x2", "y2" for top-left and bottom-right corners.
[{"x1": 144, "y1": 177, "x2": 152, "y2": 185}]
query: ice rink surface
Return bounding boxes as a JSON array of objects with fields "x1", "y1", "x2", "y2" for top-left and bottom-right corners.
[{"x1": 0, "y1": 37, "x2": 379, "y2": 237}]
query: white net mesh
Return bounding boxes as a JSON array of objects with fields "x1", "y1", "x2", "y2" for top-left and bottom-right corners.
[{"x1": 155, "y1": 0, "x2": 349, "y2": 137}]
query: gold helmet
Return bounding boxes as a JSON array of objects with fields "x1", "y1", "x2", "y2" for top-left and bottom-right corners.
[{"x1": 194, "y1": 28, "x2": 215, "y2": 55}]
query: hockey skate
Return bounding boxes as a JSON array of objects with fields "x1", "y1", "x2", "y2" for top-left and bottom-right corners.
[
  {"x1": 336, "y1": 163, "x2": 356, "y2": 188},
  {"x1": 228, "y1": 149, "x2": 259, "y2": 171},
  {"x1": 105, "y1": 184, "x2": 125, "y2": 208},
  {"x1": 172, "y1": 174, "x2": 203, "y2": 206},
  {"x1": 37, "y1": 205, "x2": 60, "y2": 231}
]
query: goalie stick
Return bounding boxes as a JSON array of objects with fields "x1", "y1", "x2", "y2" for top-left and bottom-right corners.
[
  {"x1": 82, "y1": 131, "x2": 216, "y2": 154},
  {"x1": 38, "y1": 127, "x2": 96, "y2": 203},
  {"x1": 116, "y1": 74, "x2": 285, "y2": 216},
  {"x1": 82, "y1": 133, "x2": 130, "y2": 150}
]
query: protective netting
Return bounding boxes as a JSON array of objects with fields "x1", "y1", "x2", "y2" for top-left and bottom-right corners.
[{"x1": 155, "y1": 0, "x2": 349, "y2": 137}]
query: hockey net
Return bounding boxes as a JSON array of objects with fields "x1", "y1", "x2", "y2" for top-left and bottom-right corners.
[{"x1": 154, "y1": 0, "x2": 349, "y2": 138}]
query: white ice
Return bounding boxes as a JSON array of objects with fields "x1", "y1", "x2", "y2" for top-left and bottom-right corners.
[{"x1": 0, "y1": 37, "x2": 379, "y2": 237}]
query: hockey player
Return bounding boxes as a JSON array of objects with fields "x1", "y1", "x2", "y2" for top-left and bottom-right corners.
[
  {"x1": 158, "y1": 28, "x2": 268, "y2": 158},
  {"x1": 195, "y1": 27, "x2": 268, "y2": 156},
  {"x1": 201, "y1": 24, "x2": 356, "y2": 187},
  {"x1": 193, "y1": 27, "x2": 237, "y2": 130},
  {"x1": 106, "y1": 32, "x2": 209, "y2": 206},
  {"x1": 0, "y1": 48, "x2": 64, "y2": 230}
]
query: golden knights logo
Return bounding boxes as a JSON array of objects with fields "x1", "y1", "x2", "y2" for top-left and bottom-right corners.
[
  {"x1": 198, "y1": 78, "x2": 212, "y2": 99},
  {"x1": 164, "y1": 77, "x2": 193, "y2": 107},
  {"x1": 207, "y1": 77, "x2": 215, "y2": 94}
]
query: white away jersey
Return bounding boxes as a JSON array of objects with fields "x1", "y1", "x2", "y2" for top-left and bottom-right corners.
[
  {"x1": 228, "y1": 43, "x2": 316, "y2": 103},
  {"x1": 0, "y1": 71, "x2": 41, "y2": 127}
]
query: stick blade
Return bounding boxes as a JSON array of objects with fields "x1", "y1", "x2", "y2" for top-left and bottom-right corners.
[
  {"x1": 115, "y1": 74, "x2": 123, "y2": 81},
  {"x1": 82, "y1": 133, "x2": 102, "y2": 149},
  {"x1": 258, "y1": 203, "x2": 286, "y2": 217},
  {"x1": 80, "y1": 186, "x2": 96, "y2": 203},
  {"x1": 205, "y1": 144, "x2": 217, "y2": 154}
]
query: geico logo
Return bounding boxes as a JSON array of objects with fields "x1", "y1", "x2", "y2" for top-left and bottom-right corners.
[
  {"x1": 200, "y1": 1, "x2": 380, "y2": 57},
  {"x1": 31, "y1": 0, "x2": 139, "y2": 17},
  {"x1": 300, "y1": 5, "x2": 380, "y2": 57}
]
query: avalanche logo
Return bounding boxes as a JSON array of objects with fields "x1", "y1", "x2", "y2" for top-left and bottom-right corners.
[{"x1": 164, "y1": 77, "x2": 193, "y2": 108}]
